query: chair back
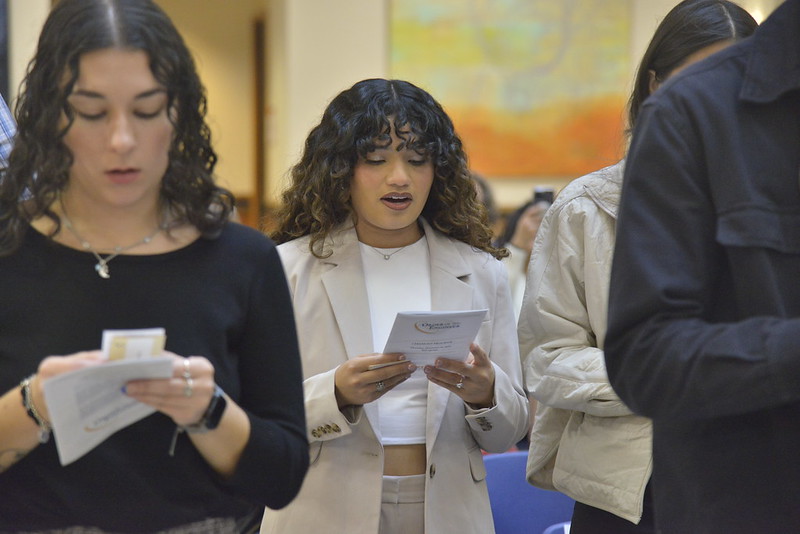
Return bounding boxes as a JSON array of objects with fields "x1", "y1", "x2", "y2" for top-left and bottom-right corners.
[
  {"x1": 542, "y1": 520, "x2": 572, "y2": 534},
  {"x1": 484, "y1": 451, "x2": 574, "y2": 534}
]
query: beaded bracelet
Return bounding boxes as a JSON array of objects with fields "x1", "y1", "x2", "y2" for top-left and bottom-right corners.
[{"x1": 20, "y1": 375, "x2": 52, "y2": 444}]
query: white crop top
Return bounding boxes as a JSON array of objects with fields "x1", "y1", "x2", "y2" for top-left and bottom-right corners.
[{"x1": 359, "y1": 236, "x2": 431, "y2": 445}]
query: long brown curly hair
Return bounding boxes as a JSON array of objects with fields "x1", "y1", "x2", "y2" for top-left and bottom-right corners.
[
  {"x1": 0, "y1": 0, "x2": 234, "y2": 256},
  {"x1": 270, "y1": 78, "x2": 506, "y2": 260}
]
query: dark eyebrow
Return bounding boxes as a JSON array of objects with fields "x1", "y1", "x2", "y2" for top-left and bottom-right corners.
[{"x1": 70, "y1": 88, "x2": 166, "y2": 100}]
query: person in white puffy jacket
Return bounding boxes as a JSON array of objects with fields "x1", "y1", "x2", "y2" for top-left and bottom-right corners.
[{"x1": 517, "y1": 1, "x2": 757, "y2": 532}]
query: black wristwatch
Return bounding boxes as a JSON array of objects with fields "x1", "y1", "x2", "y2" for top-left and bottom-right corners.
[{"x1": 182, "y1": 385, "x2": 227, "y2": 433}]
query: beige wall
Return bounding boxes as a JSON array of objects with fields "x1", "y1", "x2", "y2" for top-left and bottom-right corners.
[
  {"x1": 7, "y1": 0, "x2": 49, "y2": 102},
  {"x1": 265, "y1": 0, "x2": 388, "y2": 205},
  {"x1": 157, "y1": 0, "x2": 263, "y2": 197},
  {"x1": 5, "y1": 0, "x2": 785, "y2": 211}
]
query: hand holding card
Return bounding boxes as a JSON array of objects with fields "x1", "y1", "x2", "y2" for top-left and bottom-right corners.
[{"x1": 42, "y1": 328, "x2": 172, "y2": 465}]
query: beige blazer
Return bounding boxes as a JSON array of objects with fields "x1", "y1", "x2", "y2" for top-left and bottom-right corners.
[{"x1": 261, "y1": 219, "x2": 529, "y2": 534}]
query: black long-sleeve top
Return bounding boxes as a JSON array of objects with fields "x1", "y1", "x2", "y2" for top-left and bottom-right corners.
[{"x1": 0, "y1": 222, "x2": 308, "y2": 532}]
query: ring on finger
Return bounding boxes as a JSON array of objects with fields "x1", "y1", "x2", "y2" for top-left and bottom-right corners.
[
  {"x1": 183, "y1": 376, "x2": 194, "y2": 398},
  {"x1": 182, "y1": 358, "x2": 192, "y2": 380},
  {"x1": 456, "y1": 375, "x2": 465, "y2": 390},
  {"x1": 375, "y1": 380, "x2": 386, "y2": 393}
]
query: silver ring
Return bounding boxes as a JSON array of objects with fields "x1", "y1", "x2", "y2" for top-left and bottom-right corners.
[
  {"x1": 375, "y1": 381, "x2": 385, "y2": 392},
  {"x1": 183, "y1": 376, "x2": 194, "y2": 397},
  {"x1": 182, "y1": 358, "x2": 192, "y2": 380},
  {"x1": 456, "y1": 376, "x2": 464, "y2": 390}
]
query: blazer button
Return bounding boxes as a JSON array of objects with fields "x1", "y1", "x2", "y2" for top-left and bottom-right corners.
[
  {"x1": 311, "y1": 429, "x2": 319, "y2": 438},
  {"x1": 324, "y1": 424, "x2": 333, "y2": 433},
  {"x1": 332, "y1": 424, "x2": 341, "y2": 433},
  {"x1": 429, "y1": 463, "x2": 436, "y2": 478}
]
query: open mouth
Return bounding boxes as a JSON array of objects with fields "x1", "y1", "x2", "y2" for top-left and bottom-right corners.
[{"x1": 382, "y1": 193, "x2": 412, "y2": 204}]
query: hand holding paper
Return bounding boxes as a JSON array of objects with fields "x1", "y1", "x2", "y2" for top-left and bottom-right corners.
[
  {"x1": 42, "y1": 328, "x2": 171, "y2": 466},
  {"x1": 423, "y1": 341, "x2": 497, "y2": 407}
]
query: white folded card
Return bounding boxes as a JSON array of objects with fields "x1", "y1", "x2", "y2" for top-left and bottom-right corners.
[
  {"x1": 42, "y1": 328, "x2": 170, "y2": 466},
  {"x1": 382, "y1": 310, "x2": 487, "y2": 367}
]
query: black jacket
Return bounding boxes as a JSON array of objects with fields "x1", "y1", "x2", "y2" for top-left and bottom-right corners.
[{"x1": 606, "y1": 0, "x2": 800, "y2": 532}]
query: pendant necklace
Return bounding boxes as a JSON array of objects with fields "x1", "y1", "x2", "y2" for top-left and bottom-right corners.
[
  {"x1": 59, "y1": 200, "x2": 166, "y2": 279},
  {"x1": 370, "y1": 245, "x2": 408, "y2": 261}
]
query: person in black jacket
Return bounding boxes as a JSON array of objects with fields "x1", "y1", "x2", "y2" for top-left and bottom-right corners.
[{"x1": 606, "y1": 1, "x2": 800, "y2": 532}]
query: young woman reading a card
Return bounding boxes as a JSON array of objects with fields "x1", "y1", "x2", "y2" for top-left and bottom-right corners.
[
  {"x1": 262, "y1": 78, "x2": 529, "y2": 534},
  {"x1": 0, "y1": 1, "x2": 308, "y2": 531}
]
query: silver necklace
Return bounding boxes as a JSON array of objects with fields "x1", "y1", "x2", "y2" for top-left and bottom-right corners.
[
  {"x1": 59, "y1": 200, "x2": 165, "y2": 279},
  {"x1": 370, "y1": 245, "x2": 408, "y2": 261}
]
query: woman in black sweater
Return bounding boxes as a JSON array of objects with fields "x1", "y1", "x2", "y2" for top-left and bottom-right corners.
[{"x1": 0, "y1": 1, "x2": 308, "y2": 531}]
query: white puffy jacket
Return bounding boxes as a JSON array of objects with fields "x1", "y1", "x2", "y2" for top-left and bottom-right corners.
[{"x1": 518, "y1": 160, "x2": 653, "y2": 524}]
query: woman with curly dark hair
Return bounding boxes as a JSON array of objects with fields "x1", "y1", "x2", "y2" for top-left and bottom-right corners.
[
  {"x1": 0, "y1": 1, "x2": 308, "y2": 532},
  {"x1": 263, "y1": 78, "x2": 529, "y2": 534}
]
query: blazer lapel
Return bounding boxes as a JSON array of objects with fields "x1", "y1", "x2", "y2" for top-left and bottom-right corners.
[
  {"x1": 321, "y1": 236, "x2": 374, "y2": 358},
  {"x1": 320, "y1": 225, "x2": 381, "y2": 435},
  {"x1": 421, "y1": 220, "x2": 475, "y2": 454}
]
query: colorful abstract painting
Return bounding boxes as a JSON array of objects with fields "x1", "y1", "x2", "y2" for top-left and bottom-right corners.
[{"x1": 390, "y1": 0, "x2": 631, "y2": 178}]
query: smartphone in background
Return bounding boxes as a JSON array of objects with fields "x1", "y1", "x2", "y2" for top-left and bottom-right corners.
[{"x1": 533, "y1": 186, "x2": 555, "y2": 205}]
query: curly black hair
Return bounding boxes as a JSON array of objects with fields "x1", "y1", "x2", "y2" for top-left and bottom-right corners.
[
  {"x1": 0, "y1": 0, "x2": 234, "y2": 255},
  {"x1": 271, "y1": 78, "x2": 505, "y2": 260}
]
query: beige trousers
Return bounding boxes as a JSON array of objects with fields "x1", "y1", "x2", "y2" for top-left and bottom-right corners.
[{"x1": 379, "y1": 474, "x2": 426, "y2": 534}]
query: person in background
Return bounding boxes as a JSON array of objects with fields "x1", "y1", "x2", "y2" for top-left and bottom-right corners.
[
  {"x1": 605, "y1": 0, "x2": 799, "y2": 531},
  {"x1": 470, "y1": 171, "x2": 502, "y2": 238},
  {"x1": 519, "y1": 1, "x2": 757, "y2": 532},
  {"x1": 495, "y1": 189, "x2": 553, "y2": 450},
  {"x1": 0, "y1": 1, "x2": 308, "y2": 531},
  {"x1": 264, "y1": 78, "x2": 529, "y2": 534},
  {"x1": 0, "y1": 94, "x2": 15, "y2": 165},
  {"x1": 496, "y1": 192, "x2": 552, "y2": 320}
]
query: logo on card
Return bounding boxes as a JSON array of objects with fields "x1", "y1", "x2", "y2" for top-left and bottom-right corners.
[{"x1": 414, "y1": 320, "x2": 460, "y2": 334}]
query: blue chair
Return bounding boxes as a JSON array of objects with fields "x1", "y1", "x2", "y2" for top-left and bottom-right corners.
[
  {"x1": 483, "y1": 451, "x2": 574, "y2": 534},
  {"x1": 542, "y1": 521, "x2": 571, "y2": 534}
]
